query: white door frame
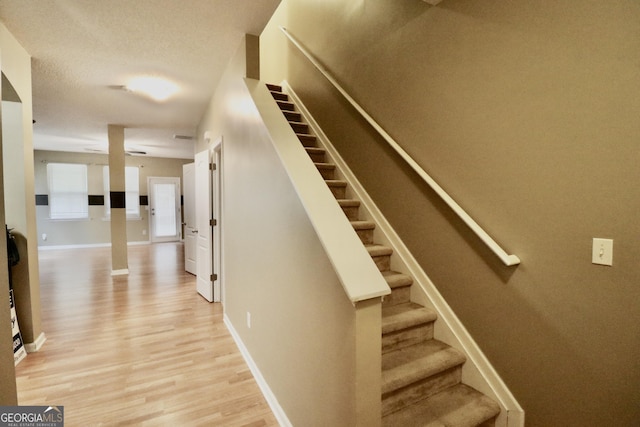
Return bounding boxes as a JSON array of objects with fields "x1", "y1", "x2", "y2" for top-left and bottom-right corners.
[{"x1": 147, "y1": 176, "x2": 181, "y2": 243}]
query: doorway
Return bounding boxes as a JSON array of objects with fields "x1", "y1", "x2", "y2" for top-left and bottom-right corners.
[{"x1": 148, "y1": 177, "x2": 181, "y2": 243}]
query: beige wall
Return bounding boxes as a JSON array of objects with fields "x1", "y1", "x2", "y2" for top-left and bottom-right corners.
[
  {"x1": 197, "y1": 36, "x2": 361, "y2": 425},
  {"x1": 261, "y1": 1, "x2": 640, "y2": 426},
  {"x1": 3, "y1": 100, "x2": 40, "y2": 345},
  {"x1": 34, "y1": 150, "x2": 192, "y2": 247},
  {"x1": 0, "y1": 24, "x2": 40, "y2": 346},
  {"x1": 0, "y1": 90, "x2": 16, "y2": 406},
  {"x1": 0, "y1": 22, "x2": 30, "y2": 405}
]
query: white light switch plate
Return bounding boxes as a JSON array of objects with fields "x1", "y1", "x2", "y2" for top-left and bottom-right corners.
[{"x1": 592, "y1": 238, "x2": 613, "y2": 266}]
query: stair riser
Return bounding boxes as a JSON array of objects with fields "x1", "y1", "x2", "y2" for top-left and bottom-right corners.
[
  {"x1": 382, "y1": 286, "x2": 411, "y2": 308},
  {"x1": 284, "y1": 111, "x2": 301, "y2": 122},
  {"x1": 271, "y1": 92, "x2": 288, "y2": 101},
  {"x1": 382, "y1": 366, "x2": 462, "y2": 417},
  {"x1": 356, "y1": 229, "x2": 374, "y2": 245},
  {"x1": 341, "y1": 206, "x2": 360, "y2": 221},
  {"x1": 479, "y1": 417, "x2": 498, "y2": 427},
  {"x1": 307, "y1": 151, "x2": 325, "y2": 163},
  {"x1": 371, "y1": 254, "x2": 391, "y2": 272},
  {"x1": 316, "y1": 167, "x2": 335, "y2": 180},
  {"x1": 297, "y1": 135, "x2": 316, "y2": 147},
  {"x1": 290, "y1": 122, "x2": 309, "y2": 133},
  {"x1": 382, "y1": 323, "x2": 434, "y2": 354},
  {"x1": 328, "y1": 185, "x2": 346, "y2": 199},
  {"x1": 277, "y1": 101, "x2": 296, "y2": 111}
]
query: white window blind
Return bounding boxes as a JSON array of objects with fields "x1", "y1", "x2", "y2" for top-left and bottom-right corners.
[
  {"x1": 103, "y1": 166, "x2": 140, "y2": 218},
  {"x1": 47, "y1": 163, "x2": 89, "y2": 220}
]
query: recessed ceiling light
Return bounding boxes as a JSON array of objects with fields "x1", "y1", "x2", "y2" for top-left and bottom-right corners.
[{"x1": 125, "y1": 76, "x2": 178, "y2": 102}]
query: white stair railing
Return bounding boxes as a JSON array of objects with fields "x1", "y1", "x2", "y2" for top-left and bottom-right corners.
[{"x1": 280, "y1": 27, "x2": 520, "y2": 267}]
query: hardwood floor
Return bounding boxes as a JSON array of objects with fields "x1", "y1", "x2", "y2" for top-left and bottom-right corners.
[{"x1": 15, "y1": 243, "x2": 278, "y2": 427}]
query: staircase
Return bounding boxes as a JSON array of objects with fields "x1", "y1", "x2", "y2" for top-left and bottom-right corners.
[{"x1": 268, "y1": 83, "x2": 501, "y2": 426}]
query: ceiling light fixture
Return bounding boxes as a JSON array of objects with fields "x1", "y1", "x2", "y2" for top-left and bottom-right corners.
[
  {"x1": 126, "y1": 150, "x2": 147, "y2": 156},
  {"x1": 125, "y1": 76, "x2": 178, "y2": 102}
]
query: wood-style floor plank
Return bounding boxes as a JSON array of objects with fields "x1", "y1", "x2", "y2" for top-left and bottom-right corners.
[{"x1": 15, "y1": 243, "x2": 278, "y2": 427}]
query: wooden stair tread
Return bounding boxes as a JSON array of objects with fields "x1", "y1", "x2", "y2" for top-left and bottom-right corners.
[
  {"x1": 381, "y1": 271, "x2": 413, "y2": 289},
  {"x1": 382, "y1": 340, "x2": 466, "y2": 395},
  {"x1": 266, "y1": 83, "x2": 282, "y2": 92},
  {"x1": 325, "y1": 180, "x2": 347, "y2": 187},
  {"x1": 382, "y1": 384, "x2": 501, "y2": 427},
  {"x1": 382, "y1": 302, "x2": 437, "y2": 335}
]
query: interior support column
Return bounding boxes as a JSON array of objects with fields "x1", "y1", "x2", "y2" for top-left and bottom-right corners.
[{"x1": 108, "y1": 124, "x2": 128, "y2": 275}]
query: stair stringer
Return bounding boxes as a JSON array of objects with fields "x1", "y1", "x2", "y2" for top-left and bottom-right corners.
[{"x1": 282, "y1": 80, "x2": 525, "y2": 427}]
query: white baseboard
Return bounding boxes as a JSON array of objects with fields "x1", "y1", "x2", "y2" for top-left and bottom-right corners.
[
  {"x1": 223, "y1": 314, "x2": 291, "y2": 427},
  {"x1": 39, "y1": 243, "x2": 111, "y2": 250},
  {"x1": 39, "y1": 241, "x2": 151, "y2": 251},
  {"x1": 111, "y1": 269, "x2": 129, "y2": 276},
  {"x1": 24, "y1": 332, "x2": 46, "y2": 353},
  {"x1": 129, "y1": 241, "x2": 152, "y2": 246}
]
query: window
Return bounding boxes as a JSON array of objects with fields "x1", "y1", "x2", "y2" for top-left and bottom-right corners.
[
  {"x1": 47, "y1": 163, "x2": 89, "y2": 220},
  {"x1": 103, "y1": 166, "x2": 140, "y2": 219}
]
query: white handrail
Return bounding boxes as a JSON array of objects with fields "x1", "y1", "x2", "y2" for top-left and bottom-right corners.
[{"x1": 279, "y1": 26, "x2": 520, "y2": 267}]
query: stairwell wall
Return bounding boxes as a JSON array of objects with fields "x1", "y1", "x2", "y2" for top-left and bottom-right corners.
[
  {"x1": 196, "y1": 35, "x2": 360, "y2": 426},
  {"x1": 261, "y1": 1, "x2": 640, "y2": 426}
]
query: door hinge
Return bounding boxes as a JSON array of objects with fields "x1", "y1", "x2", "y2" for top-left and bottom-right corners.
[
  {"x1": 210, "y1": 274, "x2": 218, "y2": 282},
  {"x1": 210, "y1": 163, "x2": 216, "y2": 171},
  {"x1": 210, "y1": 219, "x2": 217, "y2": 226}
]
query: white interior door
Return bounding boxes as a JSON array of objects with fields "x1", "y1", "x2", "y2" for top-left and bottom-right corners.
[
  {"x1": 212, "y1": 141, "x2": 222, "y2": 303},
  {"x1": 195, "y1": 149, "x2": 213, "y2": 301},
  {"x1": 148, "y1": 177, "x2": 181, "y2": 243},
  {"x1": 183, "y1": 163, "x2": 196, "y2": 275}
]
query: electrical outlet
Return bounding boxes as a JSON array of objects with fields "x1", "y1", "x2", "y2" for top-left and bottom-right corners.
[
  {"x1": 592, "y1": 238, "x2": 613, "y2": 266},
  {"x1": 247, "y1": 312, "x2": 251, "y2": 329}
]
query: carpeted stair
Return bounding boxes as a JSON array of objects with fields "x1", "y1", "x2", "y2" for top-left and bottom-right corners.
[{"x1": 268, "y1": 83, "x2": 501, "y2": 427}]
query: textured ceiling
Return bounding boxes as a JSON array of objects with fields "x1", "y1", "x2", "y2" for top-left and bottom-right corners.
[{"x1": 0, "y1": 0, "x2": 281, "y2": 159}]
